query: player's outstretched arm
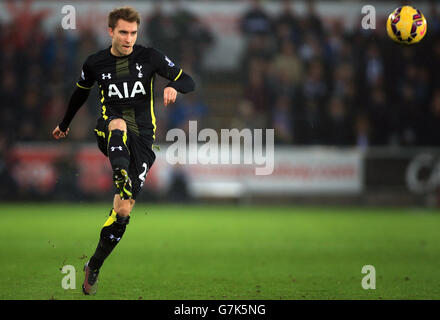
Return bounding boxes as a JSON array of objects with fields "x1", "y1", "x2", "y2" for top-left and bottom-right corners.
[
  {"x1": 163, "y1": 72, "x2": 195, "y2": 106},
  {"x1": 52, "y1": 86, "x2": 91, "y2": 140},
  {"x1": 150, "y1": 47, "x2": 195, "y2": 106},
  {"x1": 166, "y1": 72, "x2": 195, "y2": 94}
]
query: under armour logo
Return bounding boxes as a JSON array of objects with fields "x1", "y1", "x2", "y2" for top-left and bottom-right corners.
[
  {"x1": 109, "y1": 234, "x2": 121, "y2": 242},
  {"x1": 110, "y1": 146, "x2": 123, "y2": 152},
  {"x1": 102, "y1": 73, "x2": 111, "y2": 80},
  {"x1": 136, "y1": 63, "x2": 143, "y2": 78}
]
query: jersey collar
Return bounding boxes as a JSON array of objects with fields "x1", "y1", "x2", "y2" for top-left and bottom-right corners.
[{"x1": 108, "y1": 45, "x2": 137, "y2": 58}]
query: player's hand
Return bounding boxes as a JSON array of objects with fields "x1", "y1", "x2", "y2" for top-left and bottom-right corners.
[
  {"x1": 52, "y1": 126, "x2": 70, "y2": 140},
  {"x1": 164, "y1": 87, "x2": 177, "y2": 107}
]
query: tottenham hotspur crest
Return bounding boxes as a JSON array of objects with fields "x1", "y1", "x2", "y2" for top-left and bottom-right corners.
[{"x1": 136, "y1": 63, "x2": 143, "y2": 78}]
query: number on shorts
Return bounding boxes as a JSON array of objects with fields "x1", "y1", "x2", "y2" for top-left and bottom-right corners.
[{"x1": 139, "y1": 162, "x2": 148, "y2": 187}]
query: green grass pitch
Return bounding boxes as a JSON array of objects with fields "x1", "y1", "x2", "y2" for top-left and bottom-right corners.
[{"x1": 1, "y1": 203, "x2": 440, "y2": 300}]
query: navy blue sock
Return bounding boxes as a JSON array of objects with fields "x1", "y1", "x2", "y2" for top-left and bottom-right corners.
[{"x1": 88, "y1": 209, "x2": 130, "y2": 270}]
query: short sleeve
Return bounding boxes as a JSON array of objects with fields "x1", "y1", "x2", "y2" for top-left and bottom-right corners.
[
  {"x1": 150, "y1": 48, "x2": 183, "y2": 82},
  {"x1": 76, "y1": 58, "x2": 95, "y2": 90}
]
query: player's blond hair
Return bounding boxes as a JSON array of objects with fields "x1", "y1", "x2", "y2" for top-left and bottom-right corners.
[{"x1": 108, "y1": 7, "x2": 140, "y2": 29}]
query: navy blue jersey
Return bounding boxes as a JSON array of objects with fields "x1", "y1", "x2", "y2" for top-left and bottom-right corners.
[{"x1": 77, "y1": 44, "x2": 183, "y2": 139}]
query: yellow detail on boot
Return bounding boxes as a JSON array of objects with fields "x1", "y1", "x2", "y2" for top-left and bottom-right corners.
[
  {"x1": 94, "y1": 129, "x2": 106, "y2": 138},
  {"x1": 123, "y1": 131, "x2": 128, "y2": 148},
  {"x1": 103, "y1": 209, "x2": 117, "y2": 227}
]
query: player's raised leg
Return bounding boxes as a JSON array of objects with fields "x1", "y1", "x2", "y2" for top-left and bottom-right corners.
[{"x1": 108, "y1": 118, "x2": 132, "y2": 200}]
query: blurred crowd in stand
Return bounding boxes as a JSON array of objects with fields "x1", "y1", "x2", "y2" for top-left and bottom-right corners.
[
  {"x1": 0, "y1": 0, "x2": 213, "y2": 148},
  {"x1": 2, "y1": 0, "x2": 440, "y2": 202},
  {"x1": 1, "y1": 0, "x2": 440, "y2": 149},
  {"x1": 0, "y1": 0, "x2": 214, "y2": 200},
  {"x1": 238, "y1": 0, "x2": 440, "y2": 147}
]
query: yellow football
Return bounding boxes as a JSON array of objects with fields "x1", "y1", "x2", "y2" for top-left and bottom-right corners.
[{"x1": 386, "y1": 5, "x2": 427, "y2": 45}]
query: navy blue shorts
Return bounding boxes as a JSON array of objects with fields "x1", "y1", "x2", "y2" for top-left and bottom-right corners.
[{"x1": 94, "y1": 116, "x2": 156, "y2": 199}]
